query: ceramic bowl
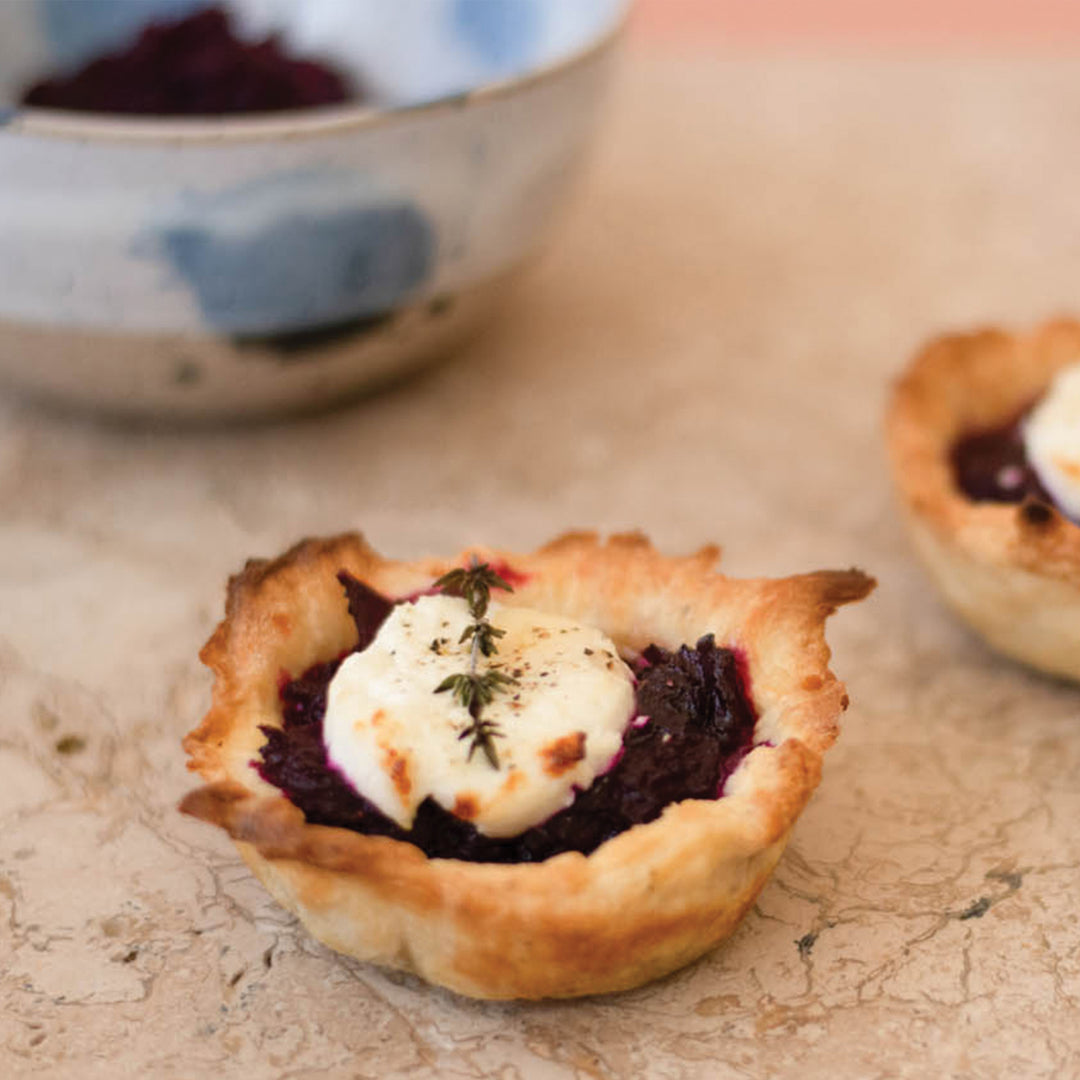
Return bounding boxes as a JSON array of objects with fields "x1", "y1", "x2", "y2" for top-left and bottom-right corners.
[{"x1": 0, "y1": 0, "x2": 627, "y2": 419}]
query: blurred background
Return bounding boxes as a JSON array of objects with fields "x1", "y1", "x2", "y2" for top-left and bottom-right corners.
[{"x1": 633, "y1": 0, "x2": 1080, "y2": 50}]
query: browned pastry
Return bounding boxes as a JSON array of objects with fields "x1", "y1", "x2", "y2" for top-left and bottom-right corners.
[
  {"x1": 887, "y1": 319, "x2": 1080, "y2": 681},
  {"x1": 181, "y1": 531, "x2": 872, "y2": 999}
]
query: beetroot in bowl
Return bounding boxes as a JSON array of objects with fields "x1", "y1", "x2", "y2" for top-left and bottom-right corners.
[{"x1": 20, "y1": 6, "x2": 355, "y2": 115}]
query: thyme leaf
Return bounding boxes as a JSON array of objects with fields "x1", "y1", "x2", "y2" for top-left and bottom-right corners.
[
  {"x1": 457, "y1": 715, "x2": 503, "y2": 769},
  {"x1": 433, "y1": 561, "x2": 514, "y2": 621}
]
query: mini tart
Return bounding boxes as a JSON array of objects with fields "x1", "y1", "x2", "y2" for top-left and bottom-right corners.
[
  {"x1": 181, "y1": 531, "x2": 872, "y2": 1000},
  {"x1": 887, "y1": 319, "x2": 1080, "y2": 681}
]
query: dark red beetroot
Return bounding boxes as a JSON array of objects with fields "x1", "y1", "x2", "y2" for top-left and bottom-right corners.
[
  {"x1": 21, "y1": 6, "x2": 354, "y2": 115},
  {"x1": 951, "y1": 410, "x2": 1054, "y2": 507},
  {"x1": 256, "y1": 575, "x2": 759, "y2": 864}
]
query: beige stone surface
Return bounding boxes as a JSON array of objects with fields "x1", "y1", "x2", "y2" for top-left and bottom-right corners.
[{"x1": 4, "y1": 54, "x2": 1080, "y2": 1078}]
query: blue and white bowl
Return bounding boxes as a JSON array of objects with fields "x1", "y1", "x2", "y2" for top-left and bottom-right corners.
[{"x1": 0, "y1": 0, "x2": 628, "y2": 418}]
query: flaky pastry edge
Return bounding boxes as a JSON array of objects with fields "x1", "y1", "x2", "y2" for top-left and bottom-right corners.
[
  {"x1": 886, "y1": 318, "x2": 1080, "y2": 679},
  {"x1": 181, "y1": 531, "x2": 873, "y2": 999}
]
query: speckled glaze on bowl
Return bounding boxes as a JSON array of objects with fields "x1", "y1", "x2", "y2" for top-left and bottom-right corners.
[{"x1": 0, "y1": 0, "x2": 628, "y2": 419}]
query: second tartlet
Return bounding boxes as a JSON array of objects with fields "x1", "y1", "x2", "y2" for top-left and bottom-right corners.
[{"x1": 887, "y1": 318, "x2": 1080, "y2": 681}]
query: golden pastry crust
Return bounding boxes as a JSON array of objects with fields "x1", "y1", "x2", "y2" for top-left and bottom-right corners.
[
  {"x1": 887, "y1": 319, "x2": 1080, "y2": 681},
  {"x1": 181, "y1": 531, "x2": 873, "y2": 1000}
]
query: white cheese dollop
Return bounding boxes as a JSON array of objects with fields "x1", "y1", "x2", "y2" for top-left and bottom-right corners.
[
  {"x1": 323, "y1": 595, "x2": 635, "y2": 838},
  {"x1": 1024, "y1": 361, "x2": 1080, "y2": 520}
]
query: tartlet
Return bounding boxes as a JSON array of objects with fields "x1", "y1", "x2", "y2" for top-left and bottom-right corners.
[
  {"x1": 181, "y1": 531, "x2": 873, "y2": 1000},
  {"x1": 887, "y1": 318, "x2": 1080, "y2": 681}
]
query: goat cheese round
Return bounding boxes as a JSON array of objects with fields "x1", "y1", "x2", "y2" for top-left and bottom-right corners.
[
  {"x1": 1024, "y1": 361, "x2": 1080, "y2": 520},
  {"x1": 323, "y1": 595, "x2": 636, "y2": 838}
]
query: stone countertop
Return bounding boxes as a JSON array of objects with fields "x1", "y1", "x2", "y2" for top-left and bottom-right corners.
[{"x1": 3, "y1": 54, "x2": 1080, "y2": 1079}]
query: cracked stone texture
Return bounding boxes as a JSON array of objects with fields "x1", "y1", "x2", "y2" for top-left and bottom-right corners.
[{"x1": 4, "y1": 54, "x2": 1080, "y2": 1079}]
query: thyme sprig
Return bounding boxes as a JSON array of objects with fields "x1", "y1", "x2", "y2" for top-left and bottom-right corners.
[{"x1": 433, "y1": 559, "x2": 517, "y2": 769}]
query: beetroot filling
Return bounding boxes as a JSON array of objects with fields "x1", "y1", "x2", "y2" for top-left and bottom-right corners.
[
  {"x1": 21, "y1": 7, "x2": 353, "y2": 115},
  {"x1": 256, "y1": 574, "x2": 758, "y2": 864},
  {"x1": 952, "y1": 410, "x2": 1054, "y2": 507}
]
